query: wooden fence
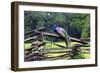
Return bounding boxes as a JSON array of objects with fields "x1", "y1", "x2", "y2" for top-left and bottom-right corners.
[{"x1": 24, "y1": 27, "x2": 90, "y2": 61}]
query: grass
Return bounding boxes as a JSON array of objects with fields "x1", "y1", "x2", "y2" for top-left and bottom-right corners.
[
  {"x1": 24, "y1": 41, "x2": 90, "y2": 59},
  {"x1": 80, "y1": 54, "x2": 90, "y2": 59},
  {"x1": 24, "y1": 43, "x2": 31, "y2": 49}
]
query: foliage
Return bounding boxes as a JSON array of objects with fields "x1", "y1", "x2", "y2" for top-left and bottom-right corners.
[{"x1": 24, "y1": 11, "x2": 90, "y2": 39}]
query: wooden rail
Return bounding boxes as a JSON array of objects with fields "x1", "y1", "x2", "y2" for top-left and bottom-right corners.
[
  {"x1": 24, "y1": 28, "x2": 90, "y2": 61},
  {"x1": 24, "y1": 30, "x2": 88, "y2": 44}
]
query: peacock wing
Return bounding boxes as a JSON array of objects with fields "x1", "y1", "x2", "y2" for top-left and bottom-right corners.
[{"x1": 56, "y1": 27, "x2": 66, "y2": 38}]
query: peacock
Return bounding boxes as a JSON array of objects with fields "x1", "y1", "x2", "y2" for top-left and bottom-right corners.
[{"x1": 51, "y1": 24, "x2": 71, "y2": 47}]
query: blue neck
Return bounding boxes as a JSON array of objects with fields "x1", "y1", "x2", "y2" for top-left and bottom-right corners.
[{"x1": 52, "y1": 25, "x2": 57, "y2": 32}]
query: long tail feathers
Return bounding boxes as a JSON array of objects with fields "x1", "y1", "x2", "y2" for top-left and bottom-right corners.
[{"x1": 65, "y1": 36, "x2": 71, "y2": 47}]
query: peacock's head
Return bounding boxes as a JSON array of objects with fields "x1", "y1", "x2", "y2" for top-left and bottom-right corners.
[
  {"x1": 52, "y1": 24, "x2": 59, "y2": 28},
  {"x1": 51, "y1": 24, "x2": 59, "y2": 32}
]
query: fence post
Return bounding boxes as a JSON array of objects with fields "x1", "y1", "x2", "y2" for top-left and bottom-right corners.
[{"x1": 70, "y1": 46, "x2": 81, "y2": 59}]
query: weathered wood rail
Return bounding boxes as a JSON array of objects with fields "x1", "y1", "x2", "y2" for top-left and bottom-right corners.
[
  {"x1": 24, "y1": 30, "x2": 88, "y2": 44},
  {"x1": 24, "y1": 43, "x2": 90, "y2": 61},
  {"x1": 24, "y1": 28, "x2": 90, "y2": 61}
]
